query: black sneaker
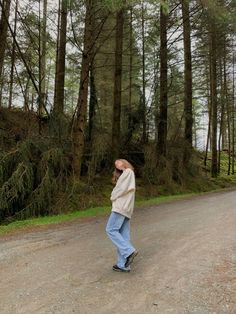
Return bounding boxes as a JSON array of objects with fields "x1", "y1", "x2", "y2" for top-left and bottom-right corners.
[
  {"x1": 112, "y1": 265, "x2": 130, "y2": 273},
  {"x1": 125, "y1": 250, "x2": 138, "y2": 268}
]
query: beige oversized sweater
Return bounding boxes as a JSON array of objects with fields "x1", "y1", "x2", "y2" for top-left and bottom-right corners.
[{"x1": 110, "y1": 168, "x2": 136, "y2": 219}]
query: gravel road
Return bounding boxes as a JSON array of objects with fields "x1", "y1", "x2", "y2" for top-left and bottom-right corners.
[{"x1": 0, "y1": 190, "x2": 236, "y2": 314}]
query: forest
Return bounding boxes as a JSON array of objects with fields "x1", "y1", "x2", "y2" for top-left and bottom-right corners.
[{"x1": 0, "y1": 0, "x2": 235, "y2": 223}]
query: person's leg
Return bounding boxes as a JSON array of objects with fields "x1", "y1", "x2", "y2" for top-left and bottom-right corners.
[
  {"x1": 117, "y1": 217, "x2": 134, "y2": 269},
  {"x1": 116, "y1": 249, "x2": 130, "y2": 270},
  {"x1": 121, "y1": 218, "x2": 138, "y2": 268},
  {"x1": 106, "y1": 212, "x2": 135, "y2": 260},
  {"x1": 120, "y1": 217, "x2": 131, "y2": 242}
]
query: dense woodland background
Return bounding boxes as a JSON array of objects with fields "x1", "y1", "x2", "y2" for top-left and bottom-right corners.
[{"x1": 0, "y1": 0, "x2": 235, "y2": 223}]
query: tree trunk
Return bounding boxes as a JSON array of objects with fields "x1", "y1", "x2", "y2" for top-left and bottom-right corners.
[
  {"x1": 154, "y1": 50, "x2": 160, "y2": 143},
  {"x1": 8, "y1": 0, "x2": 18, "y2": 109},
  {"x1": 0, "y1": 66, "x2": 4, "y2": 105},
  {"x1": 112, "y1": 7, "x2": 124, "y2": 159},
  {"x1": 204, "y1": 94, "x2": 211, "y2": 166},
  {"x1": 53, "y1": 0, "x2": 61, "y2": 109},
  {"x1": 210, "y1": 22, "x2": 218, "y2": 177},
  {"x1": 72, "y1": 0, "x2": 93, "y2": 178},
  {"x1": 88, "y1": 62, "x2": 97, "y2": 142},
  {"x1": 232, "y1": 52, "x2": 235, "y2": 174},
  {"x1": 182, "y1": 0, "x2": 193, "y2": 163},
  {"x1": 88, "y1": 7, "x2": 97, "y2": 143},
  {"x1": 204, "y1": 72, "x2": 212, "y2": 166},
  {"x1": 128, "y1": 7, "x2": 133, "y2": 131},
  {"x1": 223, "y1": 40, "x2": 231, "y2": 175},
  {"x1": 0, "y1": 0, "x2": 11, "y2": 106},
  {"x1": 31, "y1": 92, "x2": 35, "y2": 111},
  {"x1": 218, "y1": 58, "x2": 224, "y2": 174},
  {"x1": 141, "y1": 2, "x2": 147, "y2": 143},
  {"x1": 24, "y1": 80, "x2": 30, "y2": 112},
  {"x1": 39, "y1": 0, "x2": 47, "y2": 115},
  {"x1": 193, "y1": 114, "x2": 197, "y2": 149},
  {"x1": 157, "y1": 1, "x2": 168, "y2": 159},
  {"x1": 53, "y1": 0, "x2": 67, "y2": 114}
]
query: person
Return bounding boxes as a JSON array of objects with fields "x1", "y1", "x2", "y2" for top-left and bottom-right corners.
[{"x1": 106, "y1": 159, "x2": 138, "y2": 272}]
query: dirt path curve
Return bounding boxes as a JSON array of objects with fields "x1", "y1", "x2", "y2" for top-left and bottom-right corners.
[{"x1": 0, "y1": 190, "x2": 236, "y2": 314}]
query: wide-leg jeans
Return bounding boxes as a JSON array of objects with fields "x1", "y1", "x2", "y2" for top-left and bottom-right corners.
[{"x1": 106, "y1": 211, "x2": 135, "y2": 270}]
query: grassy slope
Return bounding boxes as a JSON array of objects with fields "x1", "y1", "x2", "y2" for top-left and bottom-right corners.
[{"x1": 1, "y1": 187, "x2": 235, "y2": 237}]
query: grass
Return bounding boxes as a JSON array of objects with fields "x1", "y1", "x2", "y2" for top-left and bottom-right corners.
[
  {"x1": 1, "y1": 186, "x2": 235, "y2": 237},
  {"x1": 135, "y1": 193, "x2": 196, "y2": 206},
  {"x1": 0, "y1": 206, "x2": 110, "y2": 236}
]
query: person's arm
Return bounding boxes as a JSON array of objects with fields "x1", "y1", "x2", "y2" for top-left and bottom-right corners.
[{"x1": 110, "y1": 169, "x2": 135, "y2": 201}]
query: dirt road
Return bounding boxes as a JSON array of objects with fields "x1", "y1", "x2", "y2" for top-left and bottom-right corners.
[{"x1": 0, "y1": 190, "x2": 236, "y2": 314}]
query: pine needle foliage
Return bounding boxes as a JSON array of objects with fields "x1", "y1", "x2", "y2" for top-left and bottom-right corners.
[
  {"x1": 0, "y1": 162, "x2": 33, "y2": 220},
  {"x1": 0, "y1": 139, "x2": 70, "y2": 223}
]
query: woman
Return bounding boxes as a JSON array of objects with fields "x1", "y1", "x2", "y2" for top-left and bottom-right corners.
[{"x1": 106, "y1": 159, "x2": 138, "y2": 272}]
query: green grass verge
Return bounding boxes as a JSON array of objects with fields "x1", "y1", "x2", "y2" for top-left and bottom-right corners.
[
  {"x1": 135, "y1": 193, "x2": 196, "y2": 207},
  {"x1": 1, "y1": 187, "x2": 234, "y2": 237},
  {"x1": 0, "y1": 206, "x2": 110, "y2": 236}
]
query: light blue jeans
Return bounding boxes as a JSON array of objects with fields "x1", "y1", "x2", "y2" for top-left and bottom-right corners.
[{"x1": 106, "y1": 211, "x2": 135, "y2": 270}]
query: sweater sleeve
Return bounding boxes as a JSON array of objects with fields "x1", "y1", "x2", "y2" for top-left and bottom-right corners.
[{"x1": 110, "y1": 169, "x2": 135, "y2": 201}]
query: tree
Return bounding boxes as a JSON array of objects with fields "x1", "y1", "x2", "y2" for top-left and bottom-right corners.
[
  {"x1": 0, "y1": 0, "x2": 11, "y2": 106},
  {"x1": 157, "y1": 0, "x2": 168, "y2": 160},
  {"x1": 53, "y1": 0, "x2": 68, "y2": 115},
  {"x1": 72, "y1": 0, "x2": 94, "y2": 178},
  {"x1": 141, "y1": 1, "x2": 147, "y2": 143},
  {"x1": 39, "y1": 0, "x2": 48, "y2": 115},
  {"x1": 8, "y1": 0, "x2": 18, "y2": 109},
  {"x1": 232, "y1": 52, "x2": 235, "y2": 174},
  {"x1": 112, "y1": 6, "x2": 124, "y2": 159},
  {"x1": 209, "y1": 19, "x2": 218, "y2": 177},
  {"x1": 182, "y1": 0, "x2": 193, "y2": 163}
]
